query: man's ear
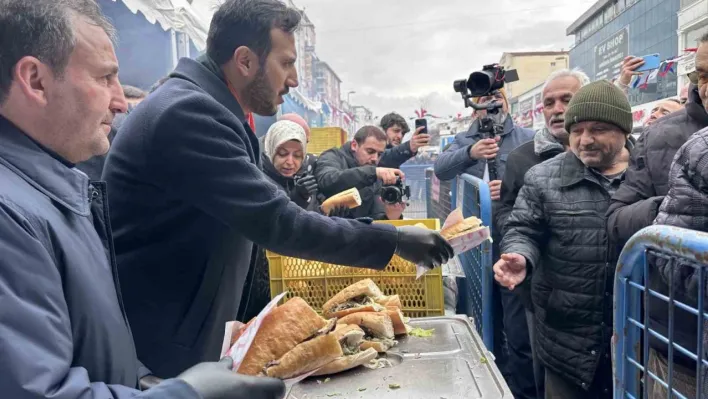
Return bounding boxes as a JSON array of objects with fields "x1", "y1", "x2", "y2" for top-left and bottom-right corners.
[
  {"x1": 13, "y1": 56, "x2": 50, "y2": 106},
  {"x1": 232, "y1": 46, "x2": 261, "y2": 79},
  {"x1": 350, "y1": 140, "x2": 358, "y2": 152}
]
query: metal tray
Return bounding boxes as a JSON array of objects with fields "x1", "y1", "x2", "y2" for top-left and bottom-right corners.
[{"x1": 286, "y1": 315, "x2": 512, "y2": 399}]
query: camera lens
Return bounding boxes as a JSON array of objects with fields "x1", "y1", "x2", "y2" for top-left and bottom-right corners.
[
  {"x1": 467, "y1": 70, "x2": 495, "y2": 97},
  {"x1": 381, "y1": 186, "x2": 401, "y2": 205}
]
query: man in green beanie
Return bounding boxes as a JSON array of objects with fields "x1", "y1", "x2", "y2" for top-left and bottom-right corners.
[{"x1": 493, "y1": 80, "x2": 634, "y2": 399}]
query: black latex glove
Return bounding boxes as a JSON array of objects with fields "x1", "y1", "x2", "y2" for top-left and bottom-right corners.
[
  {"x1": 295, "y1": 175, "x2": 318, "y2": 198},
  {"x1": 178, "y1": 357, "x2": 286, "y2": 399},
  {"x1": 395, "y1": 225, "x2": 454, "y2": 268},
  {"x1": 327, "y1": 205, "x2": 353, "y2": 218}
]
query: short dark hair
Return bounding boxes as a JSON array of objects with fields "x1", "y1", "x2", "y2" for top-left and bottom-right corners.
[
  {"x1": 701, "y1": 32, "x2": 708, "y2": 44},
  {"x1": 380, "y1": 112, "x2": 410, "y2": 134},
  {"x1": 207, "y1": 0, "x2": 301, "y2": 66},
  {"x1": 122, "y1": 85, "x2": 146, "y2": 99},
  {"x1": 666, "y1": 98, "x2": 682, "y2": 105},
  {"x1": 353, "y1": 126, "x2": 387, "y2": 145},
  {"x1": 0, "y1": 0, "x2": 116, "y2": 104}
]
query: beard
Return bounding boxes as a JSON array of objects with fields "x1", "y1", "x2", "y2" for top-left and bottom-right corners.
[{"x1": 245, "y1": 68, "x2": 281, "y2": 116}]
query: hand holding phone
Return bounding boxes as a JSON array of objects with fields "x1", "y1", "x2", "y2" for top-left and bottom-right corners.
[
  {"x1": 415, "y1": 118, "x2": 428, "y2": 134},
  {"x1": 636, "y1": 54, "x2": 660, "y2": 73}
]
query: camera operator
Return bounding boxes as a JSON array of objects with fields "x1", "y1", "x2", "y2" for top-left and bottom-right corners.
[
  {"x1": 379, "y1": 112, "x2": 430, "y2": 168},
  {"x1": 433, "y1": 87, "x2": 534, "y2": 200},
  {"x1": 315, "y1": 126, "x2": 406, "y2": 220}
]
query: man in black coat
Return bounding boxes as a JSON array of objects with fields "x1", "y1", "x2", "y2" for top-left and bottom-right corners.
[
  {"x1": 494, "y1": 68, "x2": 589, "y2": 399},
  {"x1": 607, "y1": 34, "x2": 708, "y2": 397},
  {"x1": 102, "y1": 0, "x2": 453, "y2": 378},
  {"x1": 607, "y1": 39, "x2": 708, "y2": 243},
  {"x1": 315, "y1": 126, "x2": 407, "y2": 220},
  {"x1": 494, "y1": 81, "x2": 634, "y2": 399},
  {"x1": 378, "y1": 112, "x2": 429, "y2": 168}
]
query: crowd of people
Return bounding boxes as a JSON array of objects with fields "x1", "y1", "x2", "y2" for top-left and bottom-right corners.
[
  {"x1": 0, "y1": 0, "x2": 455, "y2": 398},
  {"x1": 431, "y1": 32, "x2": 708, "y2": 399},
  {"x1": 1, "y1": 0, "x2": 707, "y2": 399}
]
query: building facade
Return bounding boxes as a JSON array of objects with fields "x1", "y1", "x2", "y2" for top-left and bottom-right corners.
[
  {"x1": 677, "y1": 0, "x2": 708, "y2": 89},
  {"x1": 567, "y1": 0, "x2": 681, "y2": 107},
  {"x1": 352, "y1": 106, "x2": 374, "y2": 133},
  {"x1": 511, "y1": 82, "x2": 546, "y2": 132},
  {"x1": 499, "y1": 51, "x2": 569, "y2": 99}
]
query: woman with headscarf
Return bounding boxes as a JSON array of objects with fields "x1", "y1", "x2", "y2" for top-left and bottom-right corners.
[
  {"x1": 262, "y1": 120, "x2": 319, "y2": 210},
  {"x1": 238, "y1": 121, "x2": 321, "y2": 322}
]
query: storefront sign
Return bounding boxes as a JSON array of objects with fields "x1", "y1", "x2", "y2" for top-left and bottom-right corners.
[{"x1": 595, "y1": 27, "x2": 629, "y2": 81}]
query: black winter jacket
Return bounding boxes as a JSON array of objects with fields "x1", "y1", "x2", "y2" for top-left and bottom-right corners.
[
  {"x1": 379, "y1": 141, "x2": 415, "y2": 169},
  {"x1": 495, "y1": 128, "x2": 564, "y2": 312},
  {"x1": 607, "y1": 85, "x2": 708, "y2": 244},
  {"x1": 652, "y1": 127, "x2": 708, "y2": 369},
  {"x1": 315, "y1": 142, "x2": 387, "y2": 220},
  {"x1": 607, "y1": 86, "x2": 708, "y2": 369},
  {"x1": 501, "y1": 151, "x2": 625, "y2": 389}
]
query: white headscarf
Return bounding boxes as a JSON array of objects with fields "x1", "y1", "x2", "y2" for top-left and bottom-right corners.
[{"x1": 264, "y1": 120, "x2": 307, "y2": 163}]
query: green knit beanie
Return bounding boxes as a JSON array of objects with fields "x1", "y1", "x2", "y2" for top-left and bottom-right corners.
[{"x1": 564, "y1": 80, "x2": 633, "y2": 134}]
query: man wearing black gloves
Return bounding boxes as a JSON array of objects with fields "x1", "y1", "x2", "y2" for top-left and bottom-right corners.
[
  {"x1": 102, "y1": 0, "x2": 453, "y2": 379},
  {"x1": 378, "y1": 112, "x2": 430, "y2": 168},
  {"x1": 0, "y1": 1, "x2": 283, "y2": 398},
  {"x1": 315, "y1": 125, "x2": 407, "y2": 220}
]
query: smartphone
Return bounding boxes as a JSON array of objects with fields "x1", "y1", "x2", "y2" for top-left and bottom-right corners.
[
  {"x1": 636, "y1": 53, "x2": 661, "y2": 72},
  {"x1": 415, "y1": 118, "x2": 428, "y2": 134}
]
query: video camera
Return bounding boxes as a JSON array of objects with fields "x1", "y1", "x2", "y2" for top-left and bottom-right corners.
[
  {"x1": 453, "y1": 64, "x2": 519, "y2": 181},
  {"x1": 380, "y1": 177, "x2": 410, "y2": 205}
]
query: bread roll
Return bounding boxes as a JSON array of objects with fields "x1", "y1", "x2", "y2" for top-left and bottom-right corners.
[
  {"x1": 238, "y1": 297, "x2": 327, "y2": 376},
  {"x1": 321, "y1": 188, "x2": 362, "y2": 214}
]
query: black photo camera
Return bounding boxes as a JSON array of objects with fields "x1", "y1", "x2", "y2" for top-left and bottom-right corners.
[{"x1": 380, "y1": 177, "x2": 410, "y2": 205}]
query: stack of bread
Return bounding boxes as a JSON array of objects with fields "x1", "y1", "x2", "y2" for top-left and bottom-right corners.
[
  {"x1": 231, "y1": 279, "x2": 410, "y2": 380},
  {"x1": 323, "y1": 279, "x2": 411, "y2": 354}
]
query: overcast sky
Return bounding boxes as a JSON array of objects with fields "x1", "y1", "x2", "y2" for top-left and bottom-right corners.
[{"x1": 291, "y1": 0, "x2": 594, "y2": 120}]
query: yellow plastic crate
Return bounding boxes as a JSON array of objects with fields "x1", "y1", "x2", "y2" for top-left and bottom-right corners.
[
  {"x1": 308, "y1": 127, "x2": 346, "y2": 155},
  {"x1": 267, "y1": 219, "x2": 444, "y2": 318}
]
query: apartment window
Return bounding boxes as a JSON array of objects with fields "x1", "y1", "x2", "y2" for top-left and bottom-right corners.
[{"x1": 551, "y1": 62, "x2": 557, "y2": 66}]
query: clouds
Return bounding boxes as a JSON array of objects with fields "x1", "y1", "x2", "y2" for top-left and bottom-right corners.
[{"x1": 294, "y1": 0, "x2": 593, "y2": 118}]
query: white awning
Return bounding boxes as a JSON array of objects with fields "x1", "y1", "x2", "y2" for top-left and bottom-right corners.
[{"x1": 113, "y1": 0, "x2": 209, "y2": 51}]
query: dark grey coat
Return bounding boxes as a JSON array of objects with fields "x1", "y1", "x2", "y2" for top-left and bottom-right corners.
[
  {"x1": 0, "y1": 116, "x2": 197, "y2": 398},
  {"x1": 501, "y1": 151, "x2": 624, "y2": 389},
  {"x1": 103, "y1": 58, "x2": 399, "y2": 378}
]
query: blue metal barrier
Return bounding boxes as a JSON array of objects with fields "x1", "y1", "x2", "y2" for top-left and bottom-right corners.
[
  {"x1": 400, "y1": 163, "x2": 432, "y2": 219},
  {"x1": 425, "y1": 168, "x2": 456, "y2": 222},
  {"x1": 458, "y1": 174, "x2": 494, "y2": 350},
  {"x1": 615, "y1": 226, "x2": 708, "y2": 399}
]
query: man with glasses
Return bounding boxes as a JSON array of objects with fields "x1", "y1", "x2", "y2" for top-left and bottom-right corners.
[{"x1": 607, "y1": 33, "x2": 708, "y2": 399}]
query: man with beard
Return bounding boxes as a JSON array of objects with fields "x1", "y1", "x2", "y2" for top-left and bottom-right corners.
[
  {"x1": 315, "y1": 126, "x2": 406, "y2": 220},
  {"x1": 607, "y1": 33, "x2": 708, "y2": 398},
  {"x1": 378, "y1": 112, "x2": 430, "y2": 168},
  {"x1": 494, "y1": 68, "x2": 590, "y2": 399},
  {"x1": 495, "y1": 81, "x2": 634, "y2": 399},
  {"x1": 433, "y1": 87, "x2": 534, "y2": 201},
  {"x1": 102, "y1": 0, "x2": 453, "y2": 378}
]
